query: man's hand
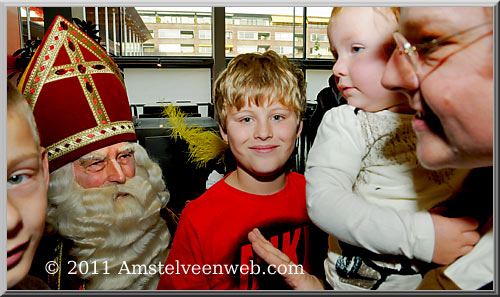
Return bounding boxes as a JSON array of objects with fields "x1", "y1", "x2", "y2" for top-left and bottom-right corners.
[
  {"x1": 431, "y1": 208, "x2": 480, "y2": 265},
  {"x1": 248, "y1": 228, "x2": 325, "y2": 290}
]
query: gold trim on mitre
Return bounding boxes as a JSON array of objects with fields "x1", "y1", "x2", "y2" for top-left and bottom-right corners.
[
  {"x1": 46, "y1": 121, "x2": 135, "y2": 161},
  {"x1": 18, "y1": 16, "x2": 136, "y2": 165},
  {"x1": 21, "y1": 16, "x2": 125, "y2": 126}
]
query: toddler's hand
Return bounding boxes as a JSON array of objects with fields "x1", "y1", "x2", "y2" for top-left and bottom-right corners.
[{"x1": 431, "y1": 208, "x2": 480, "y2": 265}]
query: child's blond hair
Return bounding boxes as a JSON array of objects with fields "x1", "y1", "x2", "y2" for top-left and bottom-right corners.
[
  {"x1": 213, "y1": 50, "x2": 306, "y2": 131},
  {"x1": 330, "y1": 7, "x2": 400, "y2": 22},
  {"x1": 7, "y1": 80, "x2": 41, "y2": 152}
]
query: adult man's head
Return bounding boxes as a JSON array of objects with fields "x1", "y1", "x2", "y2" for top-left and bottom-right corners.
[
  {"x1": 18, "y1": 15, "x2": 170, "y2": 289},
  {"x1": 46, "y1": 142, "x2": 170, "y2": 289},
  {"x1": 382, "y1": 7, "x2": 494, "y2": 169}
]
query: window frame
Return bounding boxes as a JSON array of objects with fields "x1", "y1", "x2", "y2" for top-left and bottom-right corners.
[
  {"x1": 111, "y1": 7, "x2": 332, "y2": 72},
  {"x1": 237, "y1": 30, "x2": 258, "y2": 40}
]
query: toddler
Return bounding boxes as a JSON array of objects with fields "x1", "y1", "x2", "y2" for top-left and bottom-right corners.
[{"x1": 306, "y1": 7, "x2": 478, "y2": 290}]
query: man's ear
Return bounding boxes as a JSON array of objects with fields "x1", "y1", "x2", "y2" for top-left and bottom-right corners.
[
  {"x1": 296, "y1": 120, "x2": 303, "y2": 139},
  {"x1": 219, "y1": 124, "x2": 229, "y2": 142},
  {"x1": 40, "y1": 147, "x2": 50, "y2": 189}
]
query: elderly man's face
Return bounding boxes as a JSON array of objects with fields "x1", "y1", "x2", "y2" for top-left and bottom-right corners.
[
  {"x1": 73, "y1": 142, "x2": 136, "y2": 188},
  {"x1": 382, "y1": 7, "x2": 493, "y2": 169}
]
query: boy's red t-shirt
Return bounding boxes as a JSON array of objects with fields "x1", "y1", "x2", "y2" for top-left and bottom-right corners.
[{"x1": 157, "y1": 172, "x2": 311, "y2": 290}]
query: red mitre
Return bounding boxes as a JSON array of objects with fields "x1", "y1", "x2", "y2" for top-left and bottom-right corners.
[{"x1": 18, "y1": 15, "x2": 137, "y2": 172}]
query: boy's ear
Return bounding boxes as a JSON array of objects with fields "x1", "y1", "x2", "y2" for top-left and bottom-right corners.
[
  {"x1": 219, "y1": 124, "x2": 229, "y2": 142},
  {"x1": 40, "y1": 147, "x2": 50, "y2": 190},
  {"x1": 296, "y1": 120, "x2": 303, "y2": 139}
]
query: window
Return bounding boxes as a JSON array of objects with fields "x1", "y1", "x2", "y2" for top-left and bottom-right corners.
[
  {"x1": 181, "y1": 16, "x2": 195, "y2": 24},
  {"x1": 306, "y1": 7, "x2": 333, "y2": 59},
  {"x1": 257, "y1": 45, "x2": 270, "y2": 53},
  {"x1": 310, "y1": 46, "x2": 330, "y2": 56},
  {"x1": 275, "y1": 46, "x2": 293, "y2": 54},
  {"x1": 56, "y1": 6, "x2": 332, "y2": 60},
  {"x1": 158, "y1": 29, "x2": 180, "y2": 39},
  {"x1": 197, "y1": 16, "x2": 211, "y2": 24},
  {"x1": 158, "y1": 15, "x2": 194, "y2": 24},
  {"x1": 235, "y1": 17, "x2": 269, "y2": 26},
  {"x1": 199, "y1": 30, "x2": 211, "y2": 39},
  {"x1": 159, "y1": 43, "x2": 180, "y2": 53},
  {"x1": 295, "y1": 34, "x2": 303, "y2": 44},
  {"x1": 143, "y1": 44, "x2": 154, "y2": 53},
  {"x1": 311, "y1": 33, "x2": 328, "y2": 42},
  {"x1": 136, "y1": 8, "x2": 213, "y2": 57},
  {"x1": 141, "y1": 16, "x2": 156, "y2": 23},
  {"x1": 181, "y1": 44, "x2": 194, "y2": 53},
  {"x1": 238, "y1": 45, "x2": 257, "y2": 53},
  {"x1": 275, "y1": 32, "x2": 293, "y2": 41},
  {"x1": 238, "y1": 31, "x2": 258, "y2": 40},
  {"x1": 180, "y1": 30, "x2": 194, "y2": 39},
  {"x1": 161, "y1": 16, "x2": 180, "y2": 23},
  {"x1": 225, "y1": 7, "x2": 304, "y2": 58},
  {"x1": 199, "y1": 45, "x2": 212, "y2": 53},
  {"x1": 309, "y1": 23, "x2": 328, "y2": 28},
  {"x1": 258, "y1": 32, "x2": 271, "y2": 40}
]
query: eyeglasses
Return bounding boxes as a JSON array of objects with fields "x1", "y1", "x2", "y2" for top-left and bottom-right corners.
[{"x1": 393, "y1": 21, "x2": 492, "y2": 72}]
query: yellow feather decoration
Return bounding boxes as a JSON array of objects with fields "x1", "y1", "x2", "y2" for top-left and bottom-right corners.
[{"x1": 162, "y1": 104, "x2": 228, "y2": 168}]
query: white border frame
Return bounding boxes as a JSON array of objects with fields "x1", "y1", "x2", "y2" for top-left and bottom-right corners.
[{"x1": 1, "y1": 1, "x2": 498, "y2": 294}]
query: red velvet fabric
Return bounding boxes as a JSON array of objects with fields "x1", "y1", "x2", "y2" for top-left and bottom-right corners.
[{"x1": 19, "y1": 15, "x2": 136, "y2": 172}]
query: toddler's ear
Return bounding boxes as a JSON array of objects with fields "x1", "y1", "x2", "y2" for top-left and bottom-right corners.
[
  {"x1": 219, "y1": 124, "x2": 229, "y2": 142},
  {"x1": 296, "y1": 120, "x2": 303, "y2": 138}
]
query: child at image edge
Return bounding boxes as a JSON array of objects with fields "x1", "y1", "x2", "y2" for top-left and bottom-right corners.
[
  {"x1": 305, "y1": 7, "x2": 476, "y2": 290},
  {"x1": 7, "y1": 80, "x2": 50, "y2": 290},
  {"x1": 157, "y1": 50, "x2": 311, "y2": 290}
]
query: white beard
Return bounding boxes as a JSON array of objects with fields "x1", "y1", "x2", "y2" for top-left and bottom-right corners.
[{"x1": 47, "y1": 160, "x2": 171, "y2": 290}]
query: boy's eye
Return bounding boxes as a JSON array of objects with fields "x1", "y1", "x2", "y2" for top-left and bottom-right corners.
[
  {"x1": 241, "y1": 117, "x2": 252, "y2": 123},
  {"x1": 272, "y1": 115, "x2": 284, "y2": 121},
  {"x1": 8, "y1": 174, "x2": 29, "y2": 186}
]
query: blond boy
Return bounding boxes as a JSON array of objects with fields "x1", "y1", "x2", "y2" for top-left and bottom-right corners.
[
  {"x1": 157, "y1": 51, "x2": 311, "y2": 290},
  {"x1": 7, "y1": 80, "x2": 49, "y2": 289}
]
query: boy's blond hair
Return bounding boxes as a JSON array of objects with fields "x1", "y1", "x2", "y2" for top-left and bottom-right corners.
[
  {"x1": 213, "y1": 50, "x2": 306, "y2": 131},
  {"x1": 7, "y1": 80, "x2": 41, "y2": 151}
]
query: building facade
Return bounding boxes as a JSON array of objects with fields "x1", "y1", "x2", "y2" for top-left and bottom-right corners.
[{"x1": 138, "y1": 9, "x2": 332, "y2": 59}]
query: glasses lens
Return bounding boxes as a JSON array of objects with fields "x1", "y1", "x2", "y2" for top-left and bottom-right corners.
[{"x1": 393, "y1": 32, "x2": 418, "y2": 71}]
